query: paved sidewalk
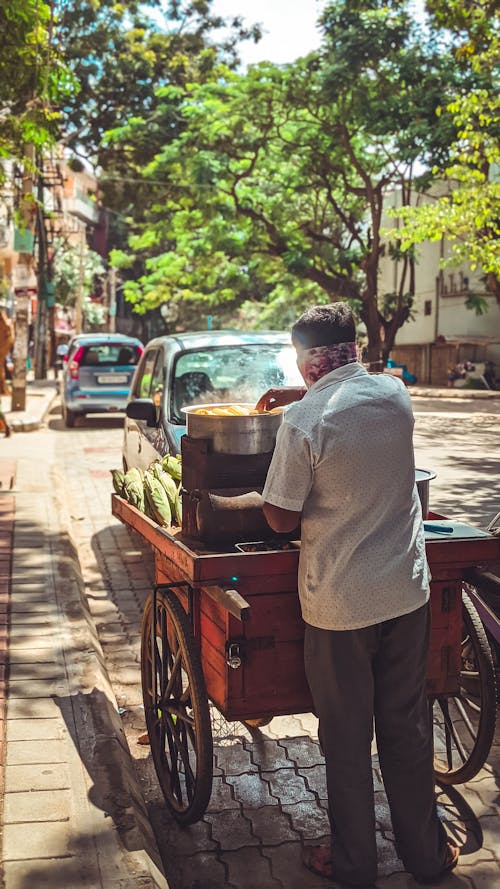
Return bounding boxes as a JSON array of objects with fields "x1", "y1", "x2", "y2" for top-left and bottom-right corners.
[{"x1": 0, "y1": 417, "x2": 169, "y2": 885}]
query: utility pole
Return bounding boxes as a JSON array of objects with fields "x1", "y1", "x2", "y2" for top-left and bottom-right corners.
[
  {"x1": 74, "y1": 226, "x2": 85, "y2": 335},
  {"x1": 34, "y1": 157, "x2": 47, "y2": 379},
  {"x1": 11, "y1": 147, "x2": 36, "y2": 411},
  {"x1": 108, "y1": 266, "x2": 116, "y2": 332}
]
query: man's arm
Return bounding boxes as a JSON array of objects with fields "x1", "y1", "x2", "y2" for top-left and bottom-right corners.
[
  {"x1": 255, "y1": 386, "x2": 306, "y2": 413},
  {"x1": 262, "y1": 419, "x2": 312, "y2": 534},
  {"x1": 263, "y1": 501, "x2": 301, "y2": 534}
]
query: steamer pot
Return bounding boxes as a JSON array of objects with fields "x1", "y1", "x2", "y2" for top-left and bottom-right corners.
[
  {"x1": 415, "y1": 468, "x2": 436, "y2": 518},
  {"x1": 183, "y1": 404, "x2": 283, "y2": 455}
]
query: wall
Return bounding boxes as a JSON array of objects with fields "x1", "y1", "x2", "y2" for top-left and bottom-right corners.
[{"x1": 380, "y1": 185, "x2": 500, "y2": 384}]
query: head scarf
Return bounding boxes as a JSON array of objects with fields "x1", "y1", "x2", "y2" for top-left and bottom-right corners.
[{"x1": 298, "y1": 341, "x2": 358, "y2": 387}]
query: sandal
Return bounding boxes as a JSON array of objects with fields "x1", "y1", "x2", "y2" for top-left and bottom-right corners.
[
  {"x1": 414, "y1": 840, "x2": 460, "y2": 884},
  {"x1": 302, "y1": 845, "x2": 332, "y2": 879},
  {"x1": 302, "y1": 845, "x2": 375, "y2": 887}
]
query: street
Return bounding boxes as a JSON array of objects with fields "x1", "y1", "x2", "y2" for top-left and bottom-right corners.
[
  {"x1": 412, "y1": 398, "x2": 500, "y2": 529},
  {"x1": 3, "y1": 393, "x2": 500, "y2": 889}
]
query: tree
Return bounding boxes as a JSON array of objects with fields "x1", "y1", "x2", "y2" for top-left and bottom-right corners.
[
  {"x1": 51, "y1": 236, "x2": 106, "y2": 328},
  {"x1": 0, "y1": 0, "x2": 73, "y2": 166},
  {"x1": 52, "y1": 0, "x2": 261, "y2": 336},
  {"x1": 55, "y1": 0, "x2": 260, "y2": 166},
  {"x1": 112, "y1": 0, "x2": 466, "y2": 364},
  {"x1": 391, "y1": 0, "x2": 500, "y2": 301}
]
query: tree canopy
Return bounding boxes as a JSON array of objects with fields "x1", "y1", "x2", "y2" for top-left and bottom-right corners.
[
  {"x1": 110, "y1": 0, "x2": 468, "y2": 362},
  {"x1": 5, "y1": 0, "x2": 495, "y2": 359},
  {"x1": 55, "y1": 0, "x2": 260, "y2": 166},
  {"x1": 52, "y1": 0, "x2": 261, "y2": 337},
  {"x1": 0, "y1": 0, "x2": 73, "y2": 164},
  {"x1": 391, "y1": 0, "x2": 500, "y2": 300}
]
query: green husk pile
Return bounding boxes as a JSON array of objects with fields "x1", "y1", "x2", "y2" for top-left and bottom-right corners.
[{"x1": 111, "y1": 455, "x2": 182, "y2": 528}]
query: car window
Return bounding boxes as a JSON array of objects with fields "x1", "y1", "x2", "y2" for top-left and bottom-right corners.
[
  {"x1": 170, "y1": 344, "x2": 302, "y2": 422},
  {"x1": 80, "y1": 343, "x2": 141, "y2": 367},
  {"x1": 134, "y1": 349, "x2": 159, "y2": 398},
  {"x1": 150, "y1": 351, "x2": 165, "y2": 407}
]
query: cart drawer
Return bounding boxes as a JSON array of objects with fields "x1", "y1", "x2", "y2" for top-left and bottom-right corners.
[{"x1": 200, "y1": 581, "x2": 313, "y2": 721}]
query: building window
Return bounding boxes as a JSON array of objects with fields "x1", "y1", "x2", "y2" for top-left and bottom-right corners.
[{"x1": 424, "y1": 300, "x2": 432, "y2": 316}]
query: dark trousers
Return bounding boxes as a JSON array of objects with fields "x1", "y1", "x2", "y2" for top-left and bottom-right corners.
[{"x1": 304, "y1": 602, "x2": 448, "y2": 886}]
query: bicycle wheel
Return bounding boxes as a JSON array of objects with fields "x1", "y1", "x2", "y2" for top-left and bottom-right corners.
[
  {"x1": 140, "y1": 588, "x2": 213, "y2": 823},
  {"x1": 432, "y1": 590, "x2": 496, "y2": 784}
]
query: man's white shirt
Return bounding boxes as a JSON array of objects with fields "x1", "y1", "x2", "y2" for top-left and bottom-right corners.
[{"x1": 263, "y1": 363, "x2": 430, "y2": 630}]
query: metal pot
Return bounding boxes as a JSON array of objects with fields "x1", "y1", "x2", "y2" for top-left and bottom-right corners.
[
  {"x1": 183, "y1": 404, "x2": 283, "y2": 455},
  {"x1": 415, "y1": 468, "x2": 436, "y2": 519}
]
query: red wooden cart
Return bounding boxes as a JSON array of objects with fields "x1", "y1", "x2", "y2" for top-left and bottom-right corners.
[{"x1": 112, "y1": 494, "x2": 499, "y2": 825}]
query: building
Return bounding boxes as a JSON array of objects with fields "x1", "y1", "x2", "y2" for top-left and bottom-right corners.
[
  {"x1": 379, "y1": 186, "x2": 500, "y2": 386},
  {"x1": 0, "y1": 153, "x2": 102, "y2": 366}
]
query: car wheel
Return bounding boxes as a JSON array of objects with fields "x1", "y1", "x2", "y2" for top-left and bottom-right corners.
[{"x1": 62, "y1": 405, "x2": 76, "y2": 428}]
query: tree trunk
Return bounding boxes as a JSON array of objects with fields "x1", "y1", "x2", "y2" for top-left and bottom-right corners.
[{"x1": 360, "y1": 256, "x2": 384, "y2": 370}]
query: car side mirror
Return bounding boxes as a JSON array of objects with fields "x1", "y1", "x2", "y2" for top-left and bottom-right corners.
[{"x1": 126, "y1": 399, "x2": 159, "y2": 427}]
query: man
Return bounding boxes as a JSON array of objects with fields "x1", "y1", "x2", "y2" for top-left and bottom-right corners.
[{"x1": 261, "y1": 303, "x2": 459, "y2": 887}]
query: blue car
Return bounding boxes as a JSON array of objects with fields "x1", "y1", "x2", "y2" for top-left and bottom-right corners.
[
  {"x1": 61, "y1": 333, "x2": 143, "y2": 427},
  {"x1": 122, "y1": 330, "x2": 304, "y2": 471}
]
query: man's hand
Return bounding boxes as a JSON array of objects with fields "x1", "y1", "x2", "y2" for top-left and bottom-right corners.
[{"x1": 255, "y1": 386, "x2": 307, "y2": 413}]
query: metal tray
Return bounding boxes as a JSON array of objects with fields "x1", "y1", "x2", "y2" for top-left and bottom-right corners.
[{"x1": 235, "y1": 540, "x2": 299, "y2": 553}]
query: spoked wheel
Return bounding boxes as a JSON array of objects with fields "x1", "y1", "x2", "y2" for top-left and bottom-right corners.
[
  {"x1": 141, "y1": 588, "x2": 213, "y2": 824},
  {"x1": 432, "y1": 590, "x2": 496, "y2": 784}
]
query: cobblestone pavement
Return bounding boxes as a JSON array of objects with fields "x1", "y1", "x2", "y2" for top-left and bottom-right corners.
[{"x1": 53, "y1": 410, "x2": 500, "y2": 889}]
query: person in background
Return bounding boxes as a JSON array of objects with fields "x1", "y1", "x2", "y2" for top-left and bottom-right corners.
[
  {"x1": 260, "y1": 302, "x2": 459, "y2": 887},
  {"x1": 0, "y1": 405, "x2": 10, "y2": 437}
]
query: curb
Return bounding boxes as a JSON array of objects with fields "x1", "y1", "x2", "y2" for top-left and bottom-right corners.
[
  {"x1": 410, "y1": 387, "x2": 500, "y2": 400},
  {"x1": 5, "y1": 384, "x2": 59, "y2": 433},
  {"x1": 0, "y1": 484, "x2": 15, "y2": 818}
]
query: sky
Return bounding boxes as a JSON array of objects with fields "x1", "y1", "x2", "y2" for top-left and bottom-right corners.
[
  {"x1": 211, "y1": 0, "x2": 326, "y2": 66},
  {"x1": 211, "y1": 1, "x2": 427, "y2": 66}
]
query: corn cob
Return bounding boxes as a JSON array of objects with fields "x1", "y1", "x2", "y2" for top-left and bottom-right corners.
[
  {"x1": 161, "y1": 454, "x2": 182, "y2": 482},
  {"x1": 193, "y1": 405, "x2": 257, "y2": 417},
  {"x1": 143, "y1": 496, "x2": 157, "y2": 522},
  {"x1": 150, "y1": 463, "x2": 182, "y2": 525},
  {"x1": 125, "y1": 467, "x2": 143, "y2": 485},
  {"x1": 123, "y1": 468, "x2": 145, "y2": 512},
  {"x1": 144, "y1": 470, "x2": 172, "y2": 527},
  {"x1": 111, "y1": 469, "x2": 125, "y2": 495}
]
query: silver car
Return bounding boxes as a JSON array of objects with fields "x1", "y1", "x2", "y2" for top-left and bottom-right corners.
[
  {"x1": 61, "y1": 333, "x2": 143, "y2": 427},
  {"x1": 123, "y1": 330, "x2": 303, "y2": 470}
]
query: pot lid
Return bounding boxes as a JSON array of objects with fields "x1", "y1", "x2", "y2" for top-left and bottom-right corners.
[{"x1": 415, "y1": 468, "x2": 437, "y2": 482}]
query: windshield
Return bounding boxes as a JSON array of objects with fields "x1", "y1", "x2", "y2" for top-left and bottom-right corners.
[
  {"x1": 170, "y1": 343, "x2": 303, "y2": 423},
  {"x1": 80, "y1": 343, "x2": 141, "y2": 367}
]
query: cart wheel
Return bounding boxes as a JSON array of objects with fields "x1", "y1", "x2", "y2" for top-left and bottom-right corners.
[
  {"x1": 432, "y1": 590, "x2": 496, "y2": 784},
  {"x1": 141, "y1": 588, "x2": 213, "y2": 824}
]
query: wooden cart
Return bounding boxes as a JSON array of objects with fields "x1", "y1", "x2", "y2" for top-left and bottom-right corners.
[{"x1": 112, "y1": 494, "x2": 499, "y2": 825}]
